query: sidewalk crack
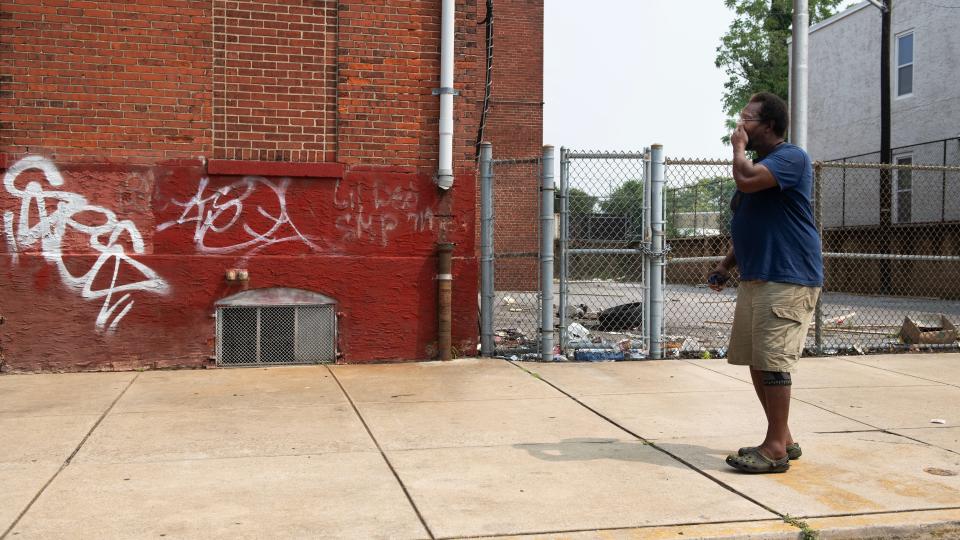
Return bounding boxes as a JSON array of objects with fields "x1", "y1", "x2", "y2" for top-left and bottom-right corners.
[
  {"x1": 326, "y1": 365, "x2": 436, "y2": 540},
  {"x1": 506, "y1": 359, "x2": 786, "y2": 519},
  {"x1": 1, "y1": 373, "x2": 140, "y2": 540}
]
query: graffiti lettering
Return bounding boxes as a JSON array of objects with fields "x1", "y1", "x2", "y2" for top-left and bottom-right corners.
[
  {"x1": 158, "y1": 176, "x2": 320, "y2": 256},
  {"x1": 333, "y1": 179, "x2": 435, "y2": 246},
  {"x1": 2, "y1": 156, "x2": 169, "y2": 334}
]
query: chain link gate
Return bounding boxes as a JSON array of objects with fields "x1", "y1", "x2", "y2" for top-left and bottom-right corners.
[{"x1": 557, "y1": 150, "x2": 651, "y2": 360}]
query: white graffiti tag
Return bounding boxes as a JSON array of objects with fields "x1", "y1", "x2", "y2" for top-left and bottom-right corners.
[
  {"x1": 2, "y1": 156, "x2": 170, "y2": 334},
  {"x1": 333, "y1": 179, "x2": 435, "y2": 246},
  {"x1": 158, "y1": 176, "x2": 319, "y2": 255}
]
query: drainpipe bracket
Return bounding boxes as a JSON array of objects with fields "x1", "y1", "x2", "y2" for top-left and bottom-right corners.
[{"x1": 432, "y1": 87, "x2": 460, "y2": 96}]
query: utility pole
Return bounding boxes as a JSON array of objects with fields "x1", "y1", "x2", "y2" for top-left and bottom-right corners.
[
  {"x1": 790, "y1": 0, "x2": 809, "y2": 149},
  {"x1": 873, "y1": 0, "x2": 893, "y2": 293},
  {"x1": 879, "y1": 1, "x2": 892, "y2": 225}
]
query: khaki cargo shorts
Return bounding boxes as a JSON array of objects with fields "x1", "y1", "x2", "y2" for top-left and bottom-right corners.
[{"x1": 727, "y1": 281, "x2": 821, "y2": 373}]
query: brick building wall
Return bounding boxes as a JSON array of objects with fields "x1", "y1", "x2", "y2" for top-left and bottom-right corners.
[
  {"x1": 477, "y1": 0, "x2": 544, "y2": 292},
  {"x1": 0, "y1": 0, "x2": 540, "y2": 372}
]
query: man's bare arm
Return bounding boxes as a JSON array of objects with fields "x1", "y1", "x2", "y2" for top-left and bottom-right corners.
[{"x1": 731, "y1": 124, "x2": 778, "y2": 194}]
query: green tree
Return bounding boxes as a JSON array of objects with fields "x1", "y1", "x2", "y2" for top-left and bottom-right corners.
[
  {"x1": 665, "y1": 177, "x2": 736, "y2": 237},
  {"x1": 599, "y1": 180, "x2": 645, "y2": 241},
  {"x1": 557, "y1": 187, "x2": 598, "y2": 215},
  {"x1": 715, "y1": 0, "x2": 843, "y2": 143}
]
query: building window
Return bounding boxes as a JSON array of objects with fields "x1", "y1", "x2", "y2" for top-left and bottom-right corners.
[
  {"x1": 893, "y1": 155, "x2": 912, "y2": 223},
  {"x1": 896, "y1": 32, "x2": 914, "y2": 97}
]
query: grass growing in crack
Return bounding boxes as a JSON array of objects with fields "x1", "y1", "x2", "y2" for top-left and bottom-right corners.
[{"x1": 783, "y1": 514, "x2": 818, "y2": 540}]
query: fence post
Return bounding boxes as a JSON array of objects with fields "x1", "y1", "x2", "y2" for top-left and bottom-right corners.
[
  {"x1": 558, "y1": 147, "x2": 569, "y2": 351},
  {"x1": 642, "y1": 147, "x2": 652, "y2": 349},
  {"x1": 540, "y1": 145, "x2": 556, "y2": 362},
  {"x1": 479, "y1": 142, "x2": 495, "y2": 356},
  {"x1": 814, "y1": 162, "x2": 823, "y2": 355},
  {"x1": 649, "y1": 144, "x2": 665, "y2": 359},
  {"x1": 943, "y1": 139, "x2": 948, "y2": 222}
]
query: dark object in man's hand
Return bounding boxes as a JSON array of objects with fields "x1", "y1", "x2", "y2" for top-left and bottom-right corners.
[{"x1": 708, "y1": 273, "x2": 730, "y2": 286}]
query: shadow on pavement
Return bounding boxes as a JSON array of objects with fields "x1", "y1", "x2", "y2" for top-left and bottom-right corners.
[{"x1": 514, "y1": 437, "x2": 735, "y2": 472}]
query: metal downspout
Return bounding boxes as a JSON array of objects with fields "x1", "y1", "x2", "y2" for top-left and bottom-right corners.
[
  {"x1": 437, "y1": 242, "x2": 454, "y2": 360},
  {"x1": 436, "y1": 0, "x2": 456, "y2": 190}
]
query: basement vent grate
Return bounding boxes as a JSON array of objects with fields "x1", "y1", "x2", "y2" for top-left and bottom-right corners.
[{"x1": 215, "y1": 288, "x2": 336, "y2": 366}]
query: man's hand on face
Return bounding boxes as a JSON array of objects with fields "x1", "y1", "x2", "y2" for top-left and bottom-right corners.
[{"x1": 731, "y1": 123, "x2": 748, "y2": 153}]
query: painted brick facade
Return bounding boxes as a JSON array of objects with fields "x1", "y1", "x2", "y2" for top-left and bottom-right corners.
[{"x1": 0, "y1": 0, "x2": 542, "y2": 372}]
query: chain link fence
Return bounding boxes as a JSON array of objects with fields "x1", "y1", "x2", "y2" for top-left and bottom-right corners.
[
  {"x1": 490, "y1": 156, "x2": 543, "y2": 357},
  {"x1": 549, "y1": 151, "x2": 960, "y2": 360},
  {"x1": 816, "y1": 161, "x2": 960, "y2": 354},
  {"x1": 662, "y1": 159, "x2": 739, "y2": 356}
]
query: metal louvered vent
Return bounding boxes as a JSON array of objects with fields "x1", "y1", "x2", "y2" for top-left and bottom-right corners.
[{"x1": 216, "y1": 288, "x2": 336, "y2": 366}]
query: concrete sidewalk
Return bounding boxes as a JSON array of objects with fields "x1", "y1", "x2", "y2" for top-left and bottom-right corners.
[{"x1": 2, "y1": 354, "x2": 959, "y2": 539}]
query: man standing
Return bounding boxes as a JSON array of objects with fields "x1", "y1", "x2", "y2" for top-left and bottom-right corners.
[{"x1": 708, "y1": 92, "x2": 823, "y2": 474}]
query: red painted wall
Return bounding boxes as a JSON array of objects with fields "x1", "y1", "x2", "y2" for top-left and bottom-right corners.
[{"x1": 0, "y1": 0, "x2": 541, "y2": 371}]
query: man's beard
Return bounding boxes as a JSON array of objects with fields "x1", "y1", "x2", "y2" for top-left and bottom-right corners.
[{"x1": 745, "y1": 138, "x2": 755, "y2": 152}]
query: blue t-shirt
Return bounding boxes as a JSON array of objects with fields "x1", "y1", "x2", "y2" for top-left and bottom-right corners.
[{"x1": 730, "y1": 143, "x2": 823, "y2": 286}]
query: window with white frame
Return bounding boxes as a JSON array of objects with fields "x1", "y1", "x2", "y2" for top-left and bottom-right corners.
[
  {"x1": 893, "y1": 155, "x2": 912, "y2": 223},
  {"x1": 897, "y1": 31, "x2": 913, "y2": 97}
]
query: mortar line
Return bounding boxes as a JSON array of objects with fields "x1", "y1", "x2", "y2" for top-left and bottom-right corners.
[
  {"x1": 1, "y1": 373, "x2": 140, "y2": 540},
  {"x1": 326, "y1": 365, "x2": 435, "y2": 540},
  {"x1": 505, "y1": 360, "x2": 785, "y2": 518}
]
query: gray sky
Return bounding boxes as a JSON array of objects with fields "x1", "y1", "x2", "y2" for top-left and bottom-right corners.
[{"x1": 544, "y1": 0, "x2": 862, "y2": 159}]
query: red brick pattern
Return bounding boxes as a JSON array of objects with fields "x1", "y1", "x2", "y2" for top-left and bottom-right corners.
[
  {"x1": 212, "y1": 0, "x2": 337, "y2": 162},
  {"x1": 478, "y1": 1, "x2": 544, "y2": 291},
  {"x1": 337, "y1": 0, "x2": 480, "y2": 174},
  {"x1": 0, "y1": 0, "x2": 212, "y2": 164}
]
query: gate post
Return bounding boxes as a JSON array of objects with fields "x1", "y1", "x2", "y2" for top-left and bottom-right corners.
[
  {"x1": 558, "y1": 147, "x2": 569, "y2": 351},
  {"x1": 540, "y1": 145, "x2": 556, "y2": 361},
  {"x1": 479, "y1": 142, "x2": 495, "y2": 356},
  {"x1": 649, "y1": 144, "x2": 665, "y2": 359},
  {"x1": 642, "y1": 147, "x2": 652, "y2": 349},
  {"x1": 814, "y1": 162, "x2": 823, "y2": 355}
]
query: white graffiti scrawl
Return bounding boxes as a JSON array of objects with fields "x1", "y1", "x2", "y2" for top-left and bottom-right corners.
[
  {"x1": 158, "y1": 176, "x2": 320, "y2": 256},
  {"x1": 2, "y1": 156, "x2": 169, "y2": 334},
  {"x1": 333, "y1": 179, "x2": 436, "y2": 247}
]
